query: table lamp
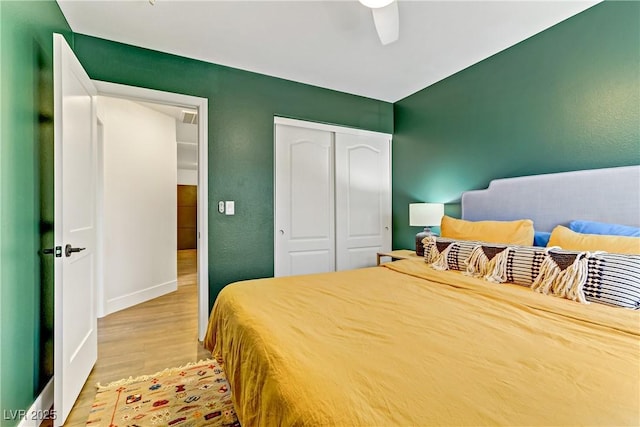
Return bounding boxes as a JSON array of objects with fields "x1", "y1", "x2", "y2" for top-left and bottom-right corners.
[{"x1": 409, "y1": 203, "x2": 445, "y2": 256}]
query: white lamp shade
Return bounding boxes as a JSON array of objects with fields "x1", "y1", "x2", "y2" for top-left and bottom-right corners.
[{"x1": 409, "y1": 203, "x2": 444, "y2": 227}]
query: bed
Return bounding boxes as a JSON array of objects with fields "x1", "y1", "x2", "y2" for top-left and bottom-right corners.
[{"x1": 205, "y1": 166, "x2": 640, "y2": 426}]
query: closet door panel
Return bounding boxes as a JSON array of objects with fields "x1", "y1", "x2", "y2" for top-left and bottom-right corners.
[
  {"x1": 335, "y1": 133, "x2": 391, "y2": 271},
  {"x1": 275, "y1": 124, "x2": 335, "y2": 277}
]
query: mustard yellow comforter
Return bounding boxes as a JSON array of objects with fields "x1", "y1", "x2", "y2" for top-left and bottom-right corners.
[{"x1": 205, "y1": 260, "x2": 640, "y2": 426}]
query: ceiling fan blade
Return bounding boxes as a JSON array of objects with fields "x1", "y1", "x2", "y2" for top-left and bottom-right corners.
[{"x1": 371, "y1": 1, "x2": 399, "y2": 45}]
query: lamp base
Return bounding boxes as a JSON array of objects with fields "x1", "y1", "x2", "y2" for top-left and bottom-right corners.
[{"x1": 415, "y1": 227, "x2": 434, "y2": 256}]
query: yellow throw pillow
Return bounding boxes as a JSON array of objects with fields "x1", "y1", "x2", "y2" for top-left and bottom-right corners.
[
  {"x1": 440, "y1": 215, "x2": 534, "y2": 246},
  {"x1": 548, "y1": 225, "x2": 640, "y2": 255}
]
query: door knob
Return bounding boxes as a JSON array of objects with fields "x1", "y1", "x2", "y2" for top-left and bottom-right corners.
[
  {"x1": 65, "y1": 244, "x2": 86, "y2": 257},
  {"x1": 279, "y1": 229, "x2": 285, "y2": 235}
]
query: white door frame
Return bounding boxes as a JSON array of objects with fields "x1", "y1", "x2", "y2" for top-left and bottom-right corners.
[{"x1": 92, "y1": 81, "x2": 209, "y2": 341}]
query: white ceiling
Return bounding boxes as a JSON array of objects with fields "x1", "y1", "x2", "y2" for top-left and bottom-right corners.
[
  {"x1": 57, "y1": 0, "x2": 600, "y2": 103},
  {"x1": 137, "y1": 100, "x2": 197, "y2": 120}
]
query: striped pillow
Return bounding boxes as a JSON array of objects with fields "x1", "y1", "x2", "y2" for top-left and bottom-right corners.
[
  {"x1": 423, "y1": 237, "x2": 490, "y2": 271},
  {"x1": 584, "y1": 253, "x2": 640, "y2": 309},
  {"x1": 531, "y1": 249, "x2": 640, "y2": 308},
  {"x1": 423, "y1": 237, "x2": 517, "y2": 277},
  {"x1": 485, "y1": 245, "x2": 547, "y2": 287}
]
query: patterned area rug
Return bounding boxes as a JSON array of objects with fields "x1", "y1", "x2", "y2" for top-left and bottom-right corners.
[{"x1": 87, "y1": 359, "x2": 240, "y2": 427}]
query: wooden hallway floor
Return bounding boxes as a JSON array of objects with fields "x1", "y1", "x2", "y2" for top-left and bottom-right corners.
[{"x1": 64, "y1": 249, "x2": 211, "y2": 426}]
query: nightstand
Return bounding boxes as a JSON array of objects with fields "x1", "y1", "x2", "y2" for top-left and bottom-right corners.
[{"x1": 376, "y1": 249, "x2": 422, "y2": 265}]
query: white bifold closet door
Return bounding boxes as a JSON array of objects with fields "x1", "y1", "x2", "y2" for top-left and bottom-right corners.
[{"x1": 274, "y1": 119, "x2": 391, "y2": 277}]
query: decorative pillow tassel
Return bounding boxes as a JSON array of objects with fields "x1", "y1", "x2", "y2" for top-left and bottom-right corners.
[
  {"x1": 556, "y1": 254, "x2": 590, "y2": 304},
  {"x1": 431, "y1": 243, "x2": 456, "y2": 271},
  {"x1": 484, "y1": 248, "x2": 512, "y2": 283},
  {"x1": 464, "y1": 245, "x2": 488, "y2": 277},
  {"x1": 531, "y1": 255, "x2": 562, "y2": 295},
  {"x1": 532, "y1": 250, "x2": 590, "y2": 304},
  {"x1": 422, "y1": 235, "x2": 439, "y2": 263},
  {"x1": 465, "y1": 245, "x2": 509, "y2": 279}
]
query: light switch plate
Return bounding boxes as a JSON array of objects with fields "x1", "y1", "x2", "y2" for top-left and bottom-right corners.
[
  {"x1": 225, "y1": 201, "x2": 235, "y2": 215},
  {"x1": 218, "y1": 201, "x2": 225, "y2": 214}
]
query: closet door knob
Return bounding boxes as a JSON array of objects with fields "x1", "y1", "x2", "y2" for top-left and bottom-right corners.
[{"x1": 279, "y1": 229, "x2": 285, "y2": 235}]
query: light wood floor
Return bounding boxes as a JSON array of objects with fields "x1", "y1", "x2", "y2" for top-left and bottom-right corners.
[{"x1": 64, "y1": 249, "x2": 211, "y2": 426}]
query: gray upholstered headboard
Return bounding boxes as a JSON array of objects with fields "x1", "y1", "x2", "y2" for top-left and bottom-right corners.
[{"x1": 461, "y1": 166, "x2": 640, "y2": 232}]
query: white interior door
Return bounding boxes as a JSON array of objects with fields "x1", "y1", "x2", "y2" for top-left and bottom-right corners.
[
  {"x1": 275, "y1": 124, "x2": 335, "y2": 276},
  {"x1": 335, "y1": 133, "x2": 391, "y2": 271},
  {"x1": 53, "y1": 33, "x2": 98, "y2": 425}
]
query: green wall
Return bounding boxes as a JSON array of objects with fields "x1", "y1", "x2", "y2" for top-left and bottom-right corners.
[
  {"x1": 0, "y1": 1, "x2": 72, "y2": 425},
  {"x1": 392, "y1": 1, "x2": 640, "y2": 250},
  {"x1": 2, "y1": 0, "x2": 638, "y2": 422},
  {"x1": 72, "y1": 35, "x2": 394, "y2": 306},
  {"x1": 0, "y1": 2, "x2": 391, "y2": 419}
]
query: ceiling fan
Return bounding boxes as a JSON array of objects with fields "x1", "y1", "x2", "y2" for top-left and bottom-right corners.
[{"x1": 359, "y1": 0, "x2": 400, "y2": 45}]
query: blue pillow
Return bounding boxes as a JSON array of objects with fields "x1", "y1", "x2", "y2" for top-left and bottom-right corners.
[
  {"x1": 533, "y1": 231, "x2": 551, "y2": 247},
  {"x1": 569, "y1": 220, "x2": 640, "y2": 237}
]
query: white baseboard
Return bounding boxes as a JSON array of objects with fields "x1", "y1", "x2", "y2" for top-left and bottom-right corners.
[
  {"x1": 16, "y1": 378, "x2": 54, "y2": 427},
  {"x1": 104, "y1": 279, "x2": 177, "y2": 316}
]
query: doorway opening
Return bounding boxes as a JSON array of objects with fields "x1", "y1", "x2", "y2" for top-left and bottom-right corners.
[{"x1": 93, "y1": 81, "x2": 209, "y2": 340}]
